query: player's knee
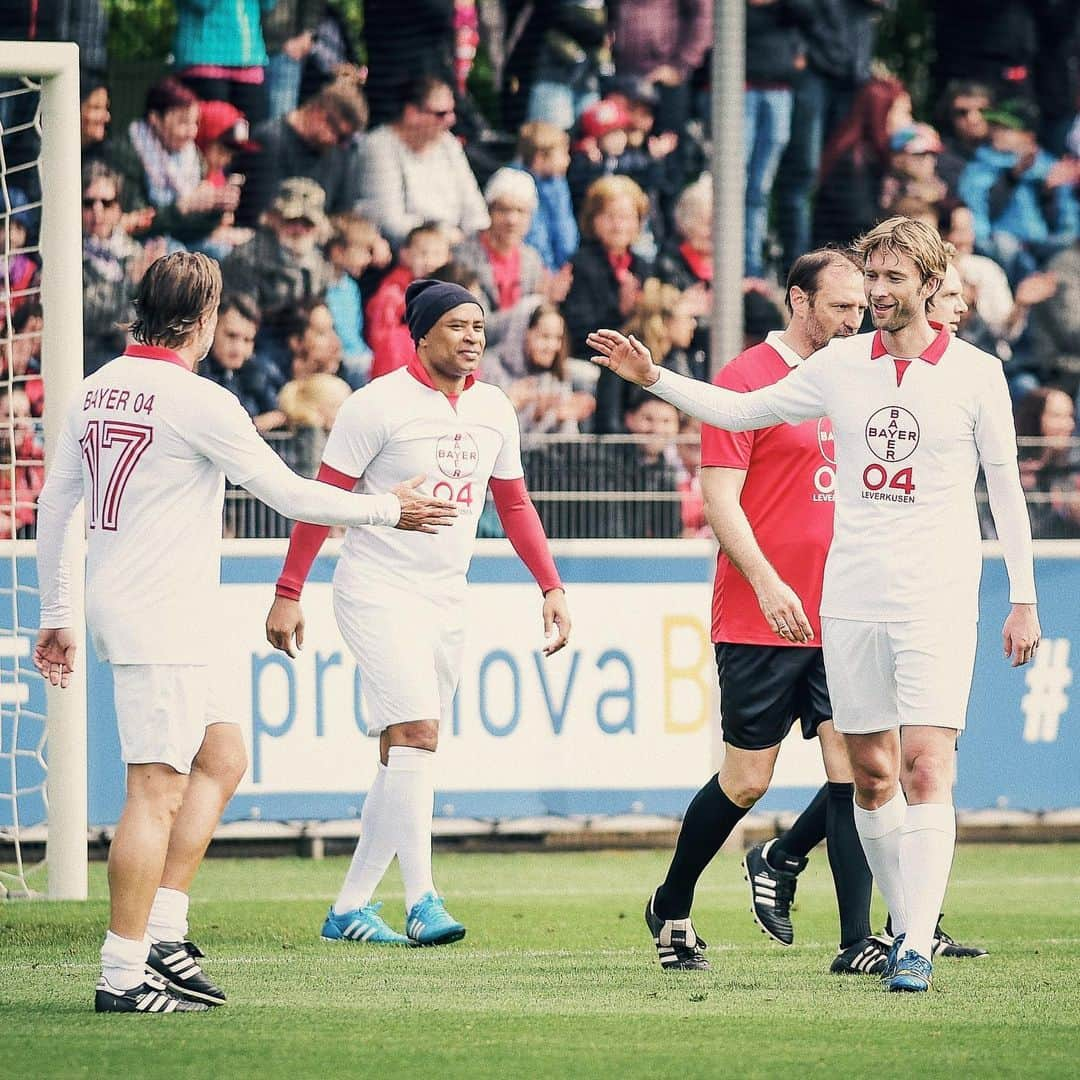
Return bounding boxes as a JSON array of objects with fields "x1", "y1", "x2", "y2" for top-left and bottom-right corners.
[
  {"x1": 390, "y1": 720, "x2": 439, "y2": 753},
  {"x1": 851, "y1": 758, "x2": 894, "y2": 802},
  {"x1": 723, "y1": 773, "x2": 770, "y2": 806},
  {"x1": 128, "y1": 769, "x2": 188, "y2": 823},
  {"x1": 902, "y1": 754, "x2": 954, "y2": 802}
]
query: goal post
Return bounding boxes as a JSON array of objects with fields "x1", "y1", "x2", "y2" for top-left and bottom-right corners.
[{"x1": 0, "y1": 40, "x2": 87, "y2": 899}]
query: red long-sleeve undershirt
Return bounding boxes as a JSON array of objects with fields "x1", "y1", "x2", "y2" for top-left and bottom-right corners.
[{"x1": 275, "y1": 468, "x2": 563, "y2": 600}]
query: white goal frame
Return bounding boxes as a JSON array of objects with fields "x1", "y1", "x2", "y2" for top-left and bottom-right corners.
[{"x1": 0, "y1": 41, "x2": 87, "y2": 899}]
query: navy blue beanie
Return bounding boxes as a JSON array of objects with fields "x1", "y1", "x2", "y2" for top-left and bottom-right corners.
[{"x1": 405, "y1": 279, "x2": 483, "y2": 344}]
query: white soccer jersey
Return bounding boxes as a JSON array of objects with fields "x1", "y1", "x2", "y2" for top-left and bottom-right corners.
[
  {"x1": 37, "y1": 345, "x2": 400, "y2": 664},
  {"x1": 322, "y1": 359, "x2": 524, "y2": 598},
  {"x1": 653, "y1": 326, "x2": 1029, "y2": 622}
]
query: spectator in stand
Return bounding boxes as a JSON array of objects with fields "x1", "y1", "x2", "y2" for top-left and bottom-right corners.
[
  {"x1": 193, "y1": 99, "x2": 260, "y2": 260},
  {"x1": 2, "y1": 303, "x2": 44, "y2": 418},
  {"x1": 81, "y1": 76, "x2": 111, "y2": 166},
  {"x1": 609, "y1": 386, "x2": 682, "y2": 539},
  {"x1": 262, "y1": 0, "x2": 325, "y2": 120},
  {"x1": 364, "y1": 222, "x2": 452, "y2": 379},
  {"x1": 934, "y1": 80, "x2": 995, "y2": 194},
  {"x1": 81, "y1": 162, "x2": 167, "y2": 376},
  {"x1": 610, "y1": 0, "x2": 711, "y2": 137},
  {"x1": 1, "y1": 189, "x2": 38, "y2": 324},
  {"x1": 454, "y1": 168, "x2": 566, "y2": 349},
  {"x1": 1013, "y1": 386, "x2": 1080, "y2": 539},
  {"x1": 356, "y1": 75, "x2": 488, "y2": 248},
  {"x1": 656, "y1": 171, "x2": 713, "y2": 362},
  {"x1": 277, "y1": 370, "x2": 353, "y2": 476},
  {"x1": 199, "y1": 292, "x2": 285, "y2": 433},
  {"x1": 742, "y1": 281, "x2": 787, "y2": 349},
  {"x1": 568, "y1": 98, "x2": 632, "y2": 208},
  {"x1": 676, "y1": 414, "x2": 709, "y2": 538},
  {"x1": 0, "y1": 385, "x2": 44, "y2": 540},
  {"x1": 486, "y1": 301, "x2": 595, "y2": 434},
  {"x1": 323, "y1": 212, "x2": 391, "y2": 388},
  {"x1": 104, "y1": 77, "x2": 240, "y2": 249},
  {"x1": 593, "y1": 277, "x2": 701, "y2": 435},
  {"x1": 744, "y1": 0, "x2": 812, "y2": 279},
  {"x1": 173, "y1": 0, "x2": 275, "y2": 125},
  {"x1": 362, "y1": 0, "x2": 455, "y2": 129},
  {"x1": 959, "y1": 97, "x2": 1080, "y2": 287},
  {"x1": 562, "y1": 175, "x2": 651, "y2": 378},
  {"x1": 281, "y1": 298, "x2": 345, "y2": 393},
  {"x1": 1029, "y1": 238, "x2": 1080, "y2": 403},
  {"x1": 222, "y1": 176, "x2": 335, "y2": 379},
  {"x1": 517, "y1": 121, "x2": 579, "y2": 272},
  {"x1": 879, "y1": 124, "x2": 949, "y2": 217},
  {"x1": 501, "y1": 0, "x2": 610, "y2": 133},
  {"x1": 813, "y1": 73, "x2": 912, "y2": 248},
  {"x1": 235, "y1": 76, "x2": 367, "y2": 228}
]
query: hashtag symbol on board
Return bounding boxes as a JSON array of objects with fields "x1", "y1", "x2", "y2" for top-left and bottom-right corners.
[{"x1": 1020, "y1": 639, "x2": 1073, "y2": 744}]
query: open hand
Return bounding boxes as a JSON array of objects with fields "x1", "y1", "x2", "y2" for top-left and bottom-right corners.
[
  {"x1": 586, "y1": 329, "x2": 660, "y2": 386},
  {"x1": 391, "y1": 475, "x2": 458, "y2": 533}
]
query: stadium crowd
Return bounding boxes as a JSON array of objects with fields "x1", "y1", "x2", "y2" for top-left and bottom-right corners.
[{"x1": 3, "y1": 0, "x2": 1080, "y2": 540}]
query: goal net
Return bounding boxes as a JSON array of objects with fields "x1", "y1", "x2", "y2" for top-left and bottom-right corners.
[{"x1": 0, "y1": 42, "x2": 86, "y2": 899}]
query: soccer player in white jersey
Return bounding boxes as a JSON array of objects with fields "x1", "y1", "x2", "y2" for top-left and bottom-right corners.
[
  {"x1": 587, "y1": 217, "x2": 1040, "y2": 993},
  {"x1": 33, "y1": 253, "x2": 457, "y2": 1014},
  {"x1": 265, "y1": 279, "x2": 571, "y2": 947}
]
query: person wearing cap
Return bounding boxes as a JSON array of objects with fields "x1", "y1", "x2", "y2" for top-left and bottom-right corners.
[
  {"x1": 568, "y1": 97, "x2": 633, "y2": 207},
  {"x1": 265, "y1": 278, "x2": 571, "y2": 948},
  {"x1": 222, "y1": 176, "x2": 334, "y2": 379},
  {"x1": 880, "y1": 123, "x2": 949, "y2": 217},
  {"x1": 958, "y1": 98, "x2": 1080, "y2": 287},
  {"x1": 234, "y1": 76, "x2": 368, "y2": 228}
]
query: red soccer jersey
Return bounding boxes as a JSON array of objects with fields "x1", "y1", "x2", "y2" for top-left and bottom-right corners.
[{"x1": 702, "y1": 334, "x2": 835, "y2": 646}]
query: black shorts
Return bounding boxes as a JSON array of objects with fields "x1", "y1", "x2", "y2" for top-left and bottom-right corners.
[{"x1": 715, "y1": 643, "x2": 832, "y2": 751}]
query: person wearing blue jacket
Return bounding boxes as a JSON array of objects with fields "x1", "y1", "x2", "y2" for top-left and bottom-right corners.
[
  {"x1": 174, "y1": 0, "x2": 278, "y2": 124},
  {"x1": 958, "y1": 98, "x2": 1079, "y2": 286}
]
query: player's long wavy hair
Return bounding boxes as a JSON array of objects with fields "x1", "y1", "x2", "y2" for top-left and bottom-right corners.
[
  {"x1": 853, "y1": 216, "x2": 948, "y2": 287},
  {"x1": 128, "y1": 251, "x2": 222, "y2": 349}
]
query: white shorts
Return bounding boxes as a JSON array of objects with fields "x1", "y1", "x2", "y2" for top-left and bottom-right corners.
[
  {"x1": 111, "y1": 663, "x2": 235, "y2": 774},
  {"x1": 821, "y1": 617, "x2": 977, "y2": 735},
  {"x1": 333, "y1": 587, "x2": 465, "y2": 737}
]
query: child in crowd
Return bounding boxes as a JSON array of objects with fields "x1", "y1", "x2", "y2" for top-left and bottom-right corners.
[
  {"x1": 2, "y1": 190, "x2": 39, "y2": 323},
  {"x1": 193, "y1": 99, "x2": 258, "y2": 260},
  {"x1": 3, "y1": 303, "x2": 44, "y2": 417},
  {"x1": 323, "y1": 212, "x2": 392, "y2": 387},
  {"x1": 488, "y1": 301, "x2": 595, "y2": 434},
  {"x1": 283, "y1": 297, "x2": 345, "y2": 383},
  {"x1": 518, "y1": 121, "x2": 579, "y2": 272},
  {"x1": 0, "y1": 385, "x2": 44, "y2": 540},
  {"x1": 199, "y1": 292, "x2": 285, "y2": 433},
  {"x1": 277, "y1": 370, "x2": 354, "y2": 477},
  {"x1": 364, "y1": 221, "x2": 452, "y2": 379},
  {"x1": 675, "y1": 414, "x2": 709, "y2": 539}
]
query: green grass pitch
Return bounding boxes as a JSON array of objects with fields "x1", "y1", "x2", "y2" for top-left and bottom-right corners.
[{"x1": 2, "y1": 844, "x2": 1078, "y2": 1079}]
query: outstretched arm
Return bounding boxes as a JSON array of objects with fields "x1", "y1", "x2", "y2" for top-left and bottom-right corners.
[{"x1": 586, "y1": 329, "x2": 826, "y2": 431}]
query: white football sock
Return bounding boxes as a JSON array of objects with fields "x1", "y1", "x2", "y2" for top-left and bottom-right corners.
[
  {"x1": 146, "y1": 886, "x2": 190, "y2": 943},
  {"x1": 384, "y1": 745, "x2": 437, "y2": 912},
  {"x1": 853, "y1": 789, "x2": 908, "y2": 937},
  {"x1": 333, "y1": 764, "x2": 395, "y2": 915},
  {"x1": 100, "y1": 930, "x2": 150, "y2": 992},
  {"x1": 899, "y1": 802, "x2": 956, "y2": 960}
]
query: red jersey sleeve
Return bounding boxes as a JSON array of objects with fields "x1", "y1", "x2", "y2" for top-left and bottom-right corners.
[{"x1": 275, "y1": 462, "x2": 358, "y2": 600}]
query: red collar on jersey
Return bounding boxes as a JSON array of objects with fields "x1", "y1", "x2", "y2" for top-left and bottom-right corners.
[
  {"x1": 870, "y1": 322, "x2": 949, "y2": 365},
  {"x1": 124, "y1": 344, "x2": 189, "y2": 369},
  {"x1": 406, "y1": 352, "x2": 476, "y2": 395}
]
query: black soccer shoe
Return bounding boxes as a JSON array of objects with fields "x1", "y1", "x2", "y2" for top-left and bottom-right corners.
[
  {"x1": 829, "y1": 935, "x2": 891, "y2": 975},
  {"x1": 644, "y1": 891, "x2": 710, "y2": 971},
  {"x1": 146, "y1": 940, "x2": 226, "y2": 1006},
  {"x1": 883, "y1": 914, "x2": 989, "y2": 960},
  {"x1": 95, "y1": 975, "x2": 210, "y2": 1013},
  {"x1": 742, "y1": 839, "x2": 806, "y2": 946},
  {"x1": 933, "y1": 921, "x2": 989, "y2": 960}
]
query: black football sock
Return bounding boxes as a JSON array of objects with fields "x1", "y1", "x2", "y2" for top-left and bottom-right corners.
[
  {"x1": 769, "y1": 782, "x2": 828, "y2": 866},
  {"x1": 825, "y1": 781, "x2": 873, "y2": 948},
  {"x1": 654, "y1": 774, "x2": 749, "y2": 920}
]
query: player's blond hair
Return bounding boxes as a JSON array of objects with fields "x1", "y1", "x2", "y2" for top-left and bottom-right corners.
[
  {"x1": 129, "y1": 251, "x2": 222, "y2": 349},
  {"x1": 853, "y1": 216, "x2": 948, "y2": 285}
]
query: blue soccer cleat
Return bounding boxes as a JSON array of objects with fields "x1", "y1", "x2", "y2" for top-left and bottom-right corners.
[
  {"x1": 880, "y1": 931, "x2": 906, "y2": 981},
  {"x1": 405, "y1": 892, "x2": 466, "y2": 946},
  {"x1": 320, "y1": 902, "x2": 410, "y2": 944},
  {"x1": 887, "y1": 948, "x2": 933, "y2": 993}
]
